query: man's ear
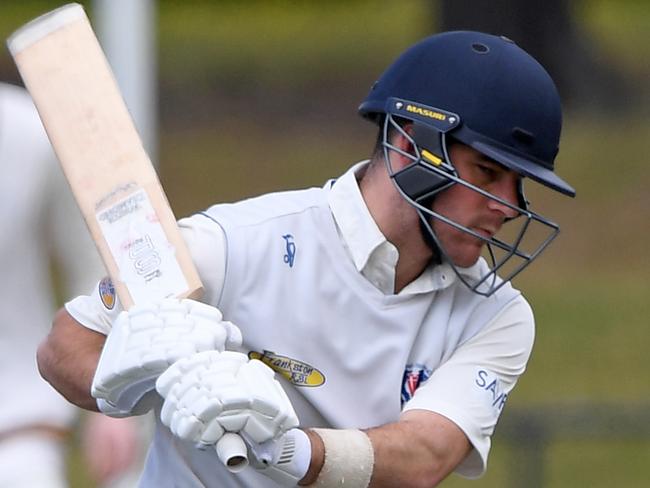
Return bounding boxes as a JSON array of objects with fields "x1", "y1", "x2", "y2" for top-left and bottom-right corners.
[{"x1": 390, "y1": 123, "x2": 415, "y2": 169}]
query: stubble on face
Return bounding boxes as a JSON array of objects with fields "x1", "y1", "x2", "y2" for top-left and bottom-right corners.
[
  {"x1": 431, "y1": 191, "x2": 486, "y2": 267},
  {"x1": 429, "y1": 145, "x2": 518, "y2": 268}
]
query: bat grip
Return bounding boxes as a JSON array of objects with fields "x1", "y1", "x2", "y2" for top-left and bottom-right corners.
[{"x1": 215, "y1": 433, "x2": 249, "y2": 473}]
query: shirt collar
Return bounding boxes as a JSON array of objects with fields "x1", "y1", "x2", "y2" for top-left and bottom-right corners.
[
  {"x1": 327, "y1": 161, "x2": 385, "y2": 272},
  {"x1": 326, "y1": 161, "x2": 454, "y2": 295}
]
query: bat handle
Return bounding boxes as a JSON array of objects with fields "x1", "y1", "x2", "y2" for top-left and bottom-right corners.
[{"x1": 215, "y1": 433, "x2": 249, "y2": 473}]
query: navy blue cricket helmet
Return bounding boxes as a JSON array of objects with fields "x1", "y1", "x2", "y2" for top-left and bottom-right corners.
[{"x1": 359, "y1": 31, "x2": 576, "y2": 296}]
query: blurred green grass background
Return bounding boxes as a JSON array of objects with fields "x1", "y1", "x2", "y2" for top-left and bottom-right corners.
[{"x1": 1, "y1": 1, "x2": 649, "y2": 487}]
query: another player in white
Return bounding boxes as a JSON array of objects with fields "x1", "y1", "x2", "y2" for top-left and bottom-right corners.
[
  {"x1": 38, "y1": 32, "x2": 575, "y2": 487},
  {"x1": 0, "y1": 82, "x2": 144, "y2": 487}
]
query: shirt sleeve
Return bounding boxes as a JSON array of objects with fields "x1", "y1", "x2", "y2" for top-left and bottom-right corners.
[
  {"x1": 177, "y1": 213, "x2": 227, "y2": 305},
  {"x1": 401, "y1": 295, "x2": 535, "y2": 478},
  {"x1": 64, "y1": 213, "x2": 227, "y2": 334},
  {"x1": 65, "y1": 278, "x2": 122, "y2": 335}
]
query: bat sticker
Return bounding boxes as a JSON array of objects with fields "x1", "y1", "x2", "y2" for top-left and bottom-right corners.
[{"x1": 97, "y1": 188, "x2": 189, "y2": 303}]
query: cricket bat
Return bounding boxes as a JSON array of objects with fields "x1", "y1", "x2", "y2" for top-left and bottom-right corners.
[
  {"x1": 7, "y1": 3, "x2": 202, "y2": 309},
  {"x1": 7, "y1": 3, "x2": 249, "y2": 471}
]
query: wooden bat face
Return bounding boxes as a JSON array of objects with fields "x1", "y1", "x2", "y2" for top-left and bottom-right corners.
[{"x1": 8, "y1": 3, "x2": 202, "y2": 308}]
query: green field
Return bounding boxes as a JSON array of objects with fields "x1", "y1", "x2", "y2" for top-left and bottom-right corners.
[{"x1": 1, "y1": 1, "x2": 648, "y2": 487}]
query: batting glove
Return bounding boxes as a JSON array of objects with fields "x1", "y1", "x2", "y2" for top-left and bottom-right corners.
[
  {"x1": 244, "y1": 428, "x2": 312, "y2": 486},
  {"x1": 92, "y1": 298, "x2": 242, "y2": 417},
  {"x1": 155, "y1": 350, "x2": 298, "y2": 447}
]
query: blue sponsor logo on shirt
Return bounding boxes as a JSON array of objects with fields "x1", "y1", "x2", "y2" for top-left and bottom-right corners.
[
  {"x1": 475, "y1": 369, "x2": 508, "y2": 411},
  {"x1": 283, "y1": 234, "x2": 296, "y2": 267}
]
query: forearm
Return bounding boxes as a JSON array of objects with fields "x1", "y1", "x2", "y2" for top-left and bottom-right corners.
[
  {"x1": 365, "y1": 413, "x2": 470, "y2": 487},
  {"x1": 301, "y1": 410, "x2": 470, "y2": 488},
  {"x1": 37, "y1": 307, "x2": 105, "y2": 411}
]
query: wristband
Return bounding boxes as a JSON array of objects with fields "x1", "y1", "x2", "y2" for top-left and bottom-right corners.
[{"x1": 310, "y1": 429, "x2": 374, "y2": 487}]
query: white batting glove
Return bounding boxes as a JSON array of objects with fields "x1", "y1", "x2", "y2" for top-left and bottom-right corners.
[
  {"x1": 92, "y1": 299, "x2": 242, "y2": 417},
  {"x1": 245, "y1": 428, "x2": 312, "y2": 486},
  {"x1": 155, "y1": 350, "x2": 298, "y2": 447}
]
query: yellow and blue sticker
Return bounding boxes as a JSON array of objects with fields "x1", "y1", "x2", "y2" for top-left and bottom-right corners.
[
  {"x1": 98, "y1": 276, "x2": 116, "y2": 310},
  {"x1": 249, "y1": 350, "x2": 325, "y2": 387}
]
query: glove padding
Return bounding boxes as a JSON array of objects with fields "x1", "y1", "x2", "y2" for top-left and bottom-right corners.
[
  {"x1": 92, "y1": 299, "x2": 242, "y2": 417},
  {"x1": 156, "y1": 350, "x2": 298, "y2": 446}
]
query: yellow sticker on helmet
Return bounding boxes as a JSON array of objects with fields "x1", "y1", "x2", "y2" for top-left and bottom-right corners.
[{"x1": 421, "y1": 149, "x2": 443, "y2": 166}]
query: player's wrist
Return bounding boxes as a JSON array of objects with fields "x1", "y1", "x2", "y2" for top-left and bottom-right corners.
[
  {"x1": 299, "y1": 429, "x2": 324, "y2": 486},
  {"x1": 309, "y1": 428, "x2": 374, "y2": 488}
]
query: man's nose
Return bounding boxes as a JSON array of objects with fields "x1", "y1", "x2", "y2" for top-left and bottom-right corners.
[{"x1": 488, "y1": 176, "x2": 520, "y2": 219}]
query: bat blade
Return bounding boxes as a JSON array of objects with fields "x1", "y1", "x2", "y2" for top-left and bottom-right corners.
[{"x1": 8, "y1": 3, "x2": 202, "y2": 309}]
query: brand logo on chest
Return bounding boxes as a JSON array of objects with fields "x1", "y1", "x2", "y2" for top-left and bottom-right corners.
[{"x1": 282, "y1": 234, "x2": 296, "y2": 267}]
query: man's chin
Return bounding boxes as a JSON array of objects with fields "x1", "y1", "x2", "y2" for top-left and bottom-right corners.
[{"x1": 448, "y1": 242, "x2": 483, "y2": 268}]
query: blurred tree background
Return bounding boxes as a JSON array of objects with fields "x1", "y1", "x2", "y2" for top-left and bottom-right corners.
[{"x1": 0, "y1": 1, "x2": 648, "y2": 487}]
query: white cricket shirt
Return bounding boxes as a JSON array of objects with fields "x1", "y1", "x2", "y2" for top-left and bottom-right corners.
[{"x1": 67, "y1": 162, "x2": 534, "y2": 486}]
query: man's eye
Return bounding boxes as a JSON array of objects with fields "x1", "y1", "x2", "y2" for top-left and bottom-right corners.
[{"x1": 478, "y1": 165, "x2": 497, "y2": 177}]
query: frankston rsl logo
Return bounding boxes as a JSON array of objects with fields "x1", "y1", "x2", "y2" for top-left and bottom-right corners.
[
  {"x1": 401, "y1": 364, "x2": 432, "y2": 406},
  {"x1": 249, "y1": 350, "x2": 325, "y2": 387},
  {"x1": 98, "y1": 276, "x2": 116, "y2": 310}
]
